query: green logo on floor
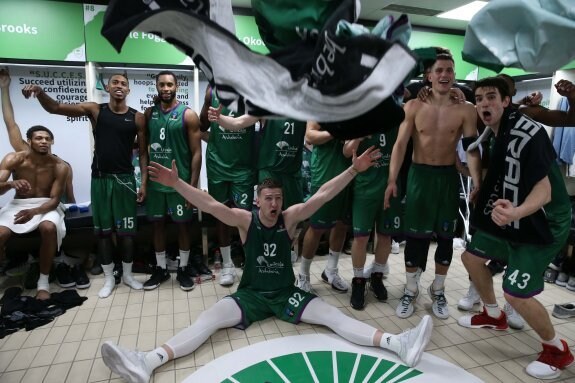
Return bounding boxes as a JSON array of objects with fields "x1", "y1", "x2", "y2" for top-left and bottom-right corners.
[{"x1": 184, "y1": 334, "x2": 482, "y2": 382}]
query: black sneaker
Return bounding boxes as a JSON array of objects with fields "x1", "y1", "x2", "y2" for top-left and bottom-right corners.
[
  {"x1": 191, "y1": 256, "x2": 213, "y2": 281},
  {"x1": 71, "y1": 265, "x2": 91, "y2": 289},
  {"x1": 350, "y1": 277, "x2": 367, "y2": 311},
  {"x1": 176, "y1": 267, "x2": 195, "y2": 291},
  {"x1": 55, "y1": 263, "x2": 76, "y2": 288},
  {"x1": 113, "y1": 263, "x2": 123, "y2": 285},
  {"x1": 370, "y1": 272, "x2": 387, "y2": 301},
  {"x1": 143, "y1": 266, "x2": 170, "y2": 290},
  {"x1": 90, "y1": 263, "x2": 103, "y2": 275}
]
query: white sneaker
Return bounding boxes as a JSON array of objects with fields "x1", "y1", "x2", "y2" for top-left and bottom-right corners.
[
  {"x1": 396, "y1": 288, "x2": 418, "y2": 319},
  {"x1": 219, "y1": 263, "x2": 237, "y2": 286},
  {"x1": 428, "y1": 285, "x2": 450, "y2": 319},
  {"x1": 457, "y1": 282, "x2": 481, "y2": 311},
  {"x1": 391, "y1": 241, "x2": 400, "y2": 254},
  {"x1": 321, "y1": 268, "x2": 349, "y2": 292},
  {"x1": 296, "y1": 273, "x2": 312, "y2": 292},
  {"x1": 101, "y1": 341, "x2": 152, "y2": 383},
  {"x1": 363, "y1": 262, "x2": 389, "y2": 279},
  {"x1": 503, "y1": 302, "x2": 525, "y2": 330},
  {"x1": 396, "y1": 315, "x2": 433, "y2": 367}
]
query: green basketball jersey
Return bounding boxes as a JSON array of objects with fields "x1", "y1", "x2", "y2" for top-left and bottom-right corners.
[
  {"x1": 310, "y1": 139, "x2": 350, "y2": 187},
  {"x1": 354, "y1": 126, "x2": 398, "y2": 192},
  {"x1": 148, "y1": 102, "x2": 191, "y2": 192},
  {"x1": 238, "y1": 211, "x2": 295, "y2": 292},
  {"x1": 258, "y1": 119, "x2": 306, "y2": 174},
  {"x1": 252, "y1": 0, "x2": 340, "y2": 52},
  {"x1": 206, "y1": 91, "x2": 255, "y2": 181}
]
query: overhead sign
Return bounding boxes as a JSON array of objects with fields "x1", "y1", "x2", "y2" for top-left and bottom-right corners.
[{"x1": 0, "y1": 0, "x2": 85, "y2": 61}]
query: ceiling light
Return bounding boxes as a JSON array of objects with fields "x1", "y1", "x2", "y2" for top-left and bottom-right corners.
[{"x1": 437, "y1": 1, "x2": 487, "y2": 21}]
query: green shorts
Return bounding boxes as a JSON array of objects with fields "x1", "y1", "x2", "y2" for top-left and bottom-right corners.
[
  {"x1": 352, "y1": 194, "x2": 403, "y2": 237},
  {"x1": 258, "y1": 170, "x2": 303, "y2": 209},
  {"x1": 146, "y1": 188, "x2": 193, "y2": 222},
  {"x1": 309, "y1": 185, "x2": 351, "y2": 229},
  {"x1": 229, "y1": 286, "x2": 316, "y2": 329},
  {"x1": 404, "y1": 164, "x2": 459, "y2": 238},
  {"x1": 467, "y1": 225, "x2": 569, "y2": 297},
  {"x1": 91, "y1": 174, "x2": 137, "y2": 236},
  {"x1": 208, "y1": 178, "x2": 254, "y2": 210}
]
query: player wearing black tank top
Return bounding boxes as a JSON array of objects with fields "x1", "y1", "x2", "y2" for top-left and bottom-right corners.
[{"x1": 23, "y1": 73, "x2": 148, "y2": 299}]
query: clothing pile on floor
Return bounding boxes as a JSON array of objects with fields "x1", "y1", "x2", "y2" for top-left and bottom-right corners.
[{"x1": 0, "y1": 287, "x2": 87, "y2": 338}]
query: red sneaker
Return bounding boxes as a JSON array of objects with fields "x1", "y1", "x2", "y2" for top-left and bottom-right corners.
[
  {"x1": 526, "y1": 340, "x2": 574, "y2": 379},
  {"x1": 457, "y1": 307, "x2": 509, "y2": 330}
]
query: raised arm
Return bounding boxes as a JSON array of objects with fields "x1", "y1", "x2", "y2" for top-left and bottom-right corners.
[
  {"x1": 207, "y1": 104, "x2": 259, "y2": 131},
  {"x1": 283, "y1": 146, "x2": 381, "y2": 228},
  {"x1": 136, "y1": 111, "x2": 148, "y2": 203},
  {"x1": 148, "y1": 160, "x2": 251, "y2": 231},
  {"x1": 199, "y1": 85, "x2": 211, "y2": 132},
  {"x1": 520, "y1": 80, "x2": 575, "y2": 127},
  {"x1": 0, "y1": 69, "x2": 28, "y2": 151},
  {"x1": 21, "y1": 84, "x2": 98, "y2": 119},
  {"x1": 305, "y1": 121, "x2": 334, "y2": 145},
  {"x1": 185, "y1": 108, "x2": 202, "y2": 188}
]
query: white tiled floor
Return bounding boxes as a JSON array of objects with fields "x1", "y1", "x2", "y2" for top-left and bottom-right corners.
[{"x1": 1, "y1": 245, "x2": 575, "y2": 383}]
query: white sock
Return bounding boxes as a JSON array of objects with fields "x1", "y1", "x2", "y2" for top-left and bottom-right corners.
[
  {"x1": 37, "y1": 273, "x2": 50, "y2": 292},
  {"x1": 432, "y1": 274, "x2": 447, "y2": 291},
  {"x1": 484, "y1": 303, "x2": 501, "y2": 319},
  {"x1": 353, "y1": 267, "x2": 364, "y2": 278},
  {"x1": 156, "y1": 251, "x2": 167, "y2": 269},
  {"x1": 220, "y1": 246, "x2": 232, "y2": 265},
  {"x1": 145, "y1": 347, "x2": 169, "y2": 371},
  {"x1": 179, "y1": 250, "x2": 190, "y2": 268},
  {"x1": 99, "y1": 263, "x2": 116, "y2": 298},
  {"x1": 543, "y1": 336, "x2": 565, "y2": 351},
  {"x1": 326, "y1": 249, "x2": 340, "y2": 270},
  {"x1": 122, "y1": 262, "x2": 143, "y2": 290},
  {"x1": 372, "y1": 261, "x2": 387, "y2": 274},
  {"x1": 380, "y1": 332, "x2": 401, "y2": 354},
  {"x1": 406, "y1": 271, "x2": 419, "y2": 293},
  {"x1": 299, "y1": 257, "x2": 313, "y2": 276}
]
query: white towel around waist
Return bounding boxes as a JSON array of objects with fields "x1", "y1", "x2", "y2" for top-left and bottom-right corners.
[{"x1": 0, "y1": 198, "x2": 66, "y2": 249}]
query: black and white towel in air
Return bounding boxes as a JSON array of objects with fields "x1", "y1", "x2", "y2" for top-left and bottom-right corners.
[{"x1": 101, "y1": 0, "x2": 416, "y2": 139}]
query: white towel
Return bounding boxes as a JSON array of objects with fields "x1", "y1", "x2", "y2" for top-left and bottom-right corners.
[{"x1": 0, "y1": 198, "x2": 66, "y2": 250}]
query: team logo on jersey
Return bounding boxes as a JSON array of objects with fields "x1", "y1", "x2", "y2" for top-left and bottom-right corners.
[
  {"x1": 151, "y1": 143, "x2": 162, "y2": 151},
  {"x1": 284, "y1": 308, "x2": 295, "y2": 317},
  {"x1": 169, "y1": 111, "x2": 179, "y2": 120},
  {"x1": 276, "y1": 141, "x2": 290, "y2": 150}
]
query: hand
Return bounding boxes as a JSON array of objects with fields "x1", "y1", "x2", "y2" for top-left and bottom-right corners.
[
  {"x1": 352, "y1": 145, "x2": 381, "y2": 173},
  {"x1": 555, "y1": 80, "x2": 575, "y2": 99},
  {"x1": 207, "y1": 104, "x2": 222, "y2": 122},
  {"x1": 491, "y1": 199, "x2": 519, "y2": 226},
  {"x1": 417, "y1": 86, "x2": 432, "y2": 102},
  {"x1": 137, "y1": 185, "x2": 146, "y2": 203},
  {"x1": 0, "y1": 67, "x2": 11, "y2": 89},
  {"x1": 383, "y1": 182, "x2": 397, "y2": 209},
  {"x1": 14, "y1": 209, "x2": 36, "y2": 224},
  {"x1": 148, "y1": 160, "x2": 179, "y2": 188},
  {"x1": 11, "y1": 179, "x2": 32, "y2": 195},
  {"x1": 21, "y1": 85, "x2": 43, "y2": 99},
  {"x1": 519, "y1": 91, "x2": 543, "y2": 106},
  {"x1": 449, "y1": 87, "x2": 466, "y2": 104}
]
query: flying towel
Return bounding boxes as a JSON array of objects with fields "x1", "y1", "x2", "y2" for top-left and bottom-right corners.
[
  {"x1": 101, "y1": 0, "x2": 417, "y2": 139},
  {"x1": 463, "y1": 0, "x2": 575, "y2": 73},
  {"x1": 0, "y1": 198, "x2": 66, "y2": 250}
]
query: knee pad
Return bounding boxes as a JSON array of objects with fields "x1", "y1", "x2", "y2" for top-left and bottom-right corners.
[
  {"x1": 405, "y1": 237, "x2": 431, "y2": 270},
  {"x1": 434, "y1": 237, "x2": 453, "y2": 266}
]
